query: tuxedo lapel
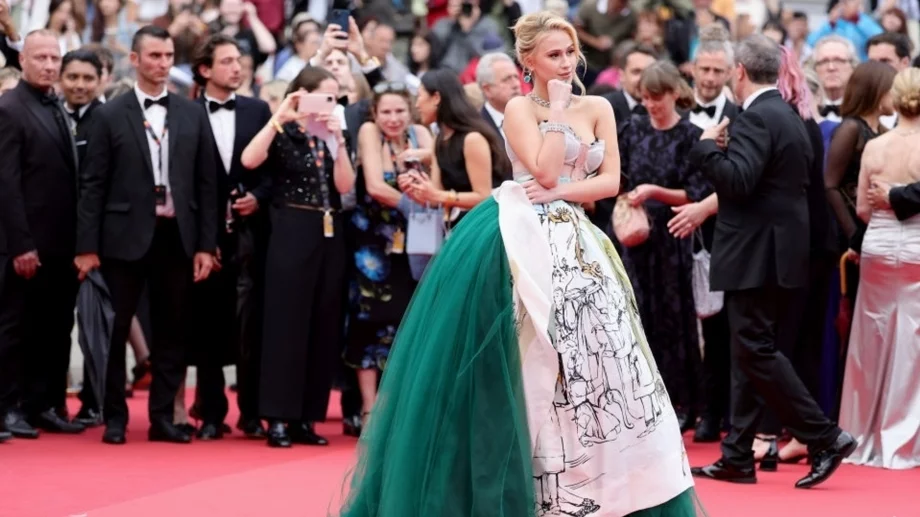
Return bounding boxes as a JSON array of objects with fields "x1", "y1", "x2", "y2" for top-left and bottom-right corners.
[
  {"x1": 124, "y1": 94, "x2": 155, "y2": 180},
  {"x1": 230, "y1": 99, "x2": 248, "y2": 179},
  {"x1": 20, "y1": 87, "x2": 73, "y2": 164},
  {"x1": 167, "y1": 93, "x2": 180, "y2": 173}
]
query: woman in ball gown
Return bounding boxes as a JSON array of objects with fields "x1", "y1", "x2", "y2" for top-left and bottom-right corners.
[{"x1": 339, "y1": 11, "x2": 702, "y2": 517}]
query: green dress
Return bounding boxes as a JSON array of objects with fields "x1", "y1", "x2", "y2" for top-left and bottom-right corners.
[{"x1": 340, "y1": 129, "x2": 705, "y2": 517}]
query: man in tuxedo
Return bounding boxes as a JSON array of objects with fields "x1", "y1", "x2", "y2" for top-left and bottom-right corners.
[
  {"x1": 867, "y1": 32, "x2": 910, "y2": 129},
  {"x1": 476, "y1": 52, "x2": 521, "y2": 146},
  {"x1": 688, "y1": 35, "x2": 855, "y2": 489},
  {"x1": 75, "y1": 25, "x2": 218, "y2": 445},
  {"x1": 189, "y1": 34, "x2": 272, "y2": 440},
  {"x1": 0, "y1": 30, "x2": 84, "y2": 439},
  {"x1": 602, "y1": 43, "x2": 657, "y2": 132},
  {"x1": 812, "y1": 35, "x2": 856, "y2": 123},
  {"x1": 682, "y1": 35, "x2": 738, "y2": 443},
  {"x1": 58, "y1": 49, "x2": 105, "y2": 426}
]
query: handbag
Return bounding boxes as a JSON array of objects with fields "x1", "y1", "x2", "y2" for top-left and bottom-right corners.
[
  {"x1": 611, "y1": 196, "x2": 651, "y2": 247},
  {"x1": 406, "y1": 203, "x2": 445, "y2": 256},
  {"x1": 691, "y1": 230, "x2": 724, "y2": 318}
]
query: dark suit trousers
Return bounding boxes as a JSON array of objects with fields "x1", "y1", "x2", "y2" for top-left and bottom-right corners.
[
  {"x1": 721, "y1": 286, "x2": 839, "y2": 467},
  {"x1": 0, "y1": 256, "x2": 78, "y2": 416},
  {"x1": 234, "y1": 221, "x2": 268, "y2": 422},
  {"x1": 701, "y1": 307, "x2": 731, "y2": 423},
  {"x1": 190, "y1": 261, "x2": 237, "y2": 426},
  {"x1": 101, "y1": 219, "x2": 191, "y2": 428},
  {"x1": 757, "y1": 255, "x2": 834, "y2": 435}
]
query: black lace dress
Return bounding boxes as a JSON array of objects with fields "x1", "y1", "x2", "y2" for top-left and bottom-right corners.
[{"x1": 617, "y1": 117, "x2": 711, "y2": 414}]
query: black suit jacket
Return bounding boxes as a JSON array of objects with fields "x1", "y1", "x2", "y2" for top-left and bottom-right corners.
[
  {"x1": 689, "y1": 90, "x2": 812, "y2": 291},
  {"x1": 77, "y1": 90, "x2": 218, "y2": 261},
  {"x1": 72, "y1": 99, "x2": 103, "y2": 166},
  {"x1": 602, "y1": 90, "x2": 647, "y2": 134},
  {"x1": 481, "y1": 105, "x2": 504, "y2": 147},
  {"x1": 196, "y1": 95, "x2": 272, "y2": 247},
  {"x1": 889, "y1": 182, "x2": 920, "y2": 221},
  {"x1": 0, "y1": 34, "x2": 19, "y2": 71},
  {"x1": 0, "y1": 81, "x2": 78, "y2": 258}
]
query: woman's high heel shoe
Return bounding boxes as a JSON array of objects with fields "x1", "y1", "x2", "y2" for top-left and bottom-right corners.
[{"x1": 760, "y1": 439, "x2": 779, "y2": 472}]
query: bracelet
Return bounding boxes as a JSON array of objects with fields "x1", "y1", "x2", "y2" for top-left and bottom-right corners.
[
  {"x1": 541, "y1": 122, "x2": 570, "y2": 135},
  {"x1": 449, "y1": 189, "x2": 459, "y2": 204},
  {"x1": 270, "y1": 119, "x2": 284, "y2": 134}
]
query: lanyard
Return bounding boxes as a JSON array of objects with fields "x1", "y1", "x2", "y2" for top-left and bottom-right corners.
[
  {"x1": 307, "y1": 137, "x2": 331, "y2": 211},
  {"x1": 143, "y1": 115, "x2": 168, "y2": 185}
]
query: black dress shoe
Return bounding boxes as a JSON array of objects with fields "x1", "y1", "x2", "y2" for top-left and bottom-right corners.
[
  {"x1": 677, "y1": 410, "x2": 697, "y2": 434},
  {"x1": 0, "y1": 430, "x2": 11, "y2": 442},
  {"x1": 343, "y1": 415, "x2": 362, "y2": 438},
  {"x1": 267, "y1": 421, "x2": 292, "y2": 448},
  {"x1": 691, "y1": 460, "x2": 757, "y2": 484},
  {"x1": 149, "y1": 421, "x2": 192, "y2": 444},
  {"x1": 693, "y1": 417, "x2": 721, "y2": 443},
  {"x1": 196, "y1": 423, "x2": 224, "y2": 440},
  {"x1": 289, "y1": 422, "x2": 329, "y2": 446},
  {"x1": 760, "y1": 439, "x2": 779, "y2": 472},
  {"x1": 73, "y1": 408, "x2": 103, "y2": 428},
  {"x1": 4, "y1": 411, "x2": 39, "y2": 439},
  {"x1": 102, "y1": 426, "x2": 126, "y2": 445},
  {"x1": 238, "y1": 419, "x2": 267, "y2": 439},
  {"x1": 176, "y1": 423, "x2": 197, "y2": 435},
  {"x1": 795, "y1": 431, "x2": 857, "y2": 489},
  {"x1": 33, "y1": 409, "x2": 86, "y2": 434}
]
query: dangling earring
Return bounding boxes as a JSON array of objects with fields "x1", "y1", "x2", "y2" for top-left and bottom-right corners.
[{"x1": 523, "y1": 70, "x2": 532, "y2": 84}]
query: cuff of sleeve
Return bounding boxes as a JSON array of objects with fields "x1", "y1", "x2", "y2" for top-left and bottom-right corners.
[{"x1": 6, "y1": 36, "x2": 23, "y2": 52}]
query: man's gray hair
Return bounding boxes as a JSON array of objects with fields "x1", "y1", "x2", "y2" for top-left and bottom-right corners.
[
  {"x1": 476, "y1": 52, "x2": 515, "y2": 87},
  {"x1": 813, "y1": 34, "x2": 860, "y2": 67},
  {"x1": 695, "y1": 39, "x2": 734, "y2": 67},
  {"x1": 734, "y1": 34, "x2": 781, "y2": 85}
]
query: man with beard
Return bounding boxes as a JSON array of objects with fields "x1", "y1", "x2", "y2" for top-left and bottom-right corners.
[
  {"x1": 75, "y1": 25, "x2": 218, "y2": 445},
  {"x1": 0, "y1": 30, "x2": 84, "y2": 439},
  {"x1": 602, "y1": 42, "x2": 658, "y2": 132},
  {"x1": 188, "y1": 33, "x2": 272, "y2": 440}
]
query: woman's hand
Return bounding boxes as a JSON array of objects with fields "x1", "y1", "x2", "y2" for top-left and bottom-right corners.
[
  {"x1": 548, "y1": 79, "x2": 572, "y2": 110},
  {"x1": 523, "y1": 179, "x2": 559, "y2": 204},
  {"x1": 346, "y1": 17, "x2": 368, "y2": 60},
  {"x1": 406, "y1": 170, "x2": 439, "y2": 204},
  {"x1": 668, "y1": 202, "x2": 709, "y2": 238},
  {"x1": 844, "y1": 248, "x2": 860, "y2": 265},
  {"x1": 398, "y1": 148, "x2": 432, "y2": 166},
  {"x1": 315, "y1": 113, "x2": 346, "y2": 145},
  {"x1": 273, "y1": 91, "x2": 308, "y2": 125},
  {"x1": 396, "y1": 173, "x2": 415, "y2": 193},
  {"x1": 628, "y1": 184, "x2": 657, "y2": 206}
]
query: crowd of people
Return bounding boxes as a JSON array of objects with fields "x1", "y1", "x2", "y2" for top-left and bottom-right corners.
[{"x1": 0, "y1": 0, "x2": 917, "y2": 493}]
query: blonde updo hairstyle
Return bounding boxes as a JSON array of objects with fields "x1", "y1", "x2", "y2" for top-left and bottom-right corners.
[
  {"x1": 892, "y1": 67, "x2": 920, "y2": 119},
  {"x1": 513, "y1": 11, "x2": 587, "y2": 95}
]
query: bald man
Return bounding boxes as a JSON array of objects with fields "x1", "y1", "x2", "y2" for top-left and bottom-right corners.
[{"x1": 0, "y1": 29, "x2": 84, "y2": 439}]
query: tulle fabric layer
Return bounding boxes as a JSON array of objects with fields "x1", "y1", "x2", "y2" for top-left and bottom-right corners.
[{"x1": 339, "y1": 198, "x2": 536, "y2": 517}]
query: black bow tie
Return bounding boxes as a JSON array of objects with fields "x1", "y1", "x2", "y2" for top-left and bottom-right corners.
[
  {"x1": 209, "y1": 98, "x2": 236, "y2": 113},
  {"x1": 144, "y1": 96, "x2": 169, "y2": 110},
  {"x1": 819, "y1": 104, "x2": 840, "y2": 117},
  {"x1": 66, "y1": 108, "x2": 82, "y2": 123},
  {"x1": 41, "y1": 92, "x2": 59, "y2": 105},
  {"x1": 693, "y1": 104, "x2": 717, "y2": 118}
]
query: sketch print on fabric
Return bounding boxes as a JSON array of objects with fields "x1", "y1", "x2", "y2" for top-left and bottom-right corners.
[{"x1": 524, "y1": 203, "x2": 672, "y2": 517}]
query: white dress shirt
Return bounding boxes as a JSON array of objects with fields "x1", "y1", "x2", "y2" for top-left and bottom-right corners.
[
  {"x1": 624, "y1": 90, "x2": 639, "y2": 111},
  {"x1": 134, "y1": 83, "x2": 174, "y2": 217},
  {"x1": 484, "y1": 101, "x2": 505, "y2": 141},
  {"x1": 205, "y1": 93, "x2": 236, "y2": 174},
  {"x1": 688, "y1": 93, "x2": 727, "y2": 130},
  {"x1": 821, "y1": 96, "x2": 843, "y2": 123},
  {"x1": 742, "y1": 86, "x2": 778, "y2": 111}
]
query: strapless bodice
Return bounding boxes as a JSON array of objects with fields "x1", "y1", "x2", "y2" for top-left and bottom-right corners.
[{"x1": 505, "y1": 122, "x2": 606, "y2": 182}]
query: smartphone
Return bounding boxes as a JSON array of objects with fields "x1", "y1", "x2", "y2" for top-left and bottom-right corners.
[
  {"x1": 329, "y1": 8, "x2": 351, "y2": 38},
  {"x1": 297, "y1": 93, "x2": 337, "y2": 115},
  {"x1": 461, "y1": 2, "x2": 474, "y2": 16}
]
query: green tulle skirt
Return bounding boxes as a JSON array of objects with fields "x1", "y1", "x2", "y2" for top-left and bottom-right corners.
[{"x1": 339, "y1": 198, "x2": 702, "y2": 517}]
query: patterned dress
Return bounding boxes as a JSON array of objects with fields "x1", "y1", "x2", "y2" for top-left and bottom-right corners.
[
  {"x1": 617, "y1": 117, "x2": 711, "y2": 413},
  {"x1": 344, "y1": 166, "x2": 416, "y2": 370}
]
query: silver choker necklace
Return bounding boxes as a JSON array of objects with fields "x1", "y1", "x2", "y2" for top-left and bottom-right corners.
[{"x1": 528, "y1": 92, "x2": 572, "y2": 109}]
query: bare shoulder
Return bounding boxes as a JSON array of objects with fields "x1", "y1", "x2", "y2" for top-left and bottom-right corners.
[
  {"x1": 358, "y1": 121, "x2": 380, "y2": 139},
  {"x1": 581, "y1": 95, "x2": 615, "y2": 126},
  {"x1": 505, "y1": 95, "x2": 534, "y2": 116},
  {"x1": 463, "y1": 131, "x2": 489, "y2": 148}
]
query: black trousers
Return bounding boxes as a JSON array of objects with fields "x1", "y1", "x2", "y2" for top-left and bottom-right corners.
[
  {"x1": 101, "y1": 219, "x2": 191, "y2": 428},
  {"x1": 234, "y1": 221, "x2": 268, "y2": 423},
  {"x1": 0, "y1": 256, "x2": 78, "y2": 417},
  {"x1": 700, "y1": 307, "x2": 731, "y2": 424},
  {"x1": 259, "y1": 207, "x2": 346, "y2": 422},
  {"x1": 721, "y1": 285, "x2": 839, "y2": 467},
  {"x1": 757, "y1": 255, "x2": 834, "y2": 435}
]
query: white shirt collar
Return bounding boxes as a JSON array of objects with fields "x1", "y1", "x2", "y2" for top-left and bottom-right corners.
[
  {"x1": 742, "y1": 86, "x2": 777, "y2": 110},
  {"x1": 623, "y1": 90, "x2": 638, "y2": 110},
  {"x1": 695, "y1": 92, "x2": 726, "y2": 110},
  {"x1": 134, "y1": 83, "x2": 168, "y2": 108},
  {"x1": 484, "y1": 101, "x2": 504, "y2": 127},
  {"x1": 65, "y1": 102, "x2": 92, "y2": 117}
]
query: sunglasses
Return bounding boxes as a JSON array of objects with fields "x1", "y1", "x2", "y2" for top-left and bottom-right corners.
[{"x1": 373, "y1": 82, "x2": 408, "y2": 95}]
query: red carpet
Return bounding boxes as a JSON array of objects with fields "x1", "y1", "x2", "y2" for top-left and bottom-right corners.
[{"x1": 0, "y1": 391, "x2": 915, "y2": 517}]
